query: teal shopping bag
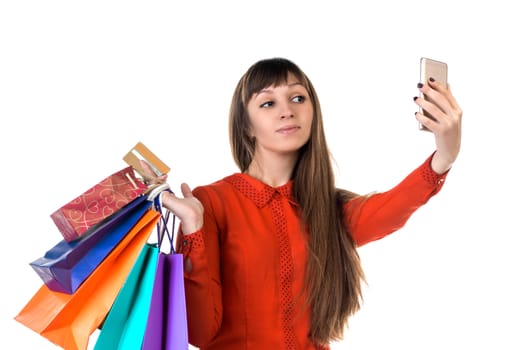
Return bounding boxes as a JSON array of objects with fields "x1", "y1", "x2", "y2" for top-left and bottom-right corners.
[{"x1": 94, "y1": 242, "x2": 159, "y2": 350}]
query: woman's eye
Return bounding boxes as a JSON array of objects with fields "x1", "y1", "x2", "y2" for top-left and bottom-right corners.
[
  {"x1": 291, "y1": 95, "x2": 305, "y2": 103},
  {"x1": 260, "y1": 101, "x2": 274, "y2": 108}
]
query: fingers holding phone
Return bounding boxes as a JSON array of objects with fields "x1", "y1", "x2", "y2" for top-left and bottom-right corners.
[
  {"x1": 416, "y1": 80, "x2": 449, "y2": 129},
  {"x1": 414, "y1": 57, "x2": 463, "y2": 173},
  {"x1": 414, "y1": 58, "x2": 461, "y2": 133}
]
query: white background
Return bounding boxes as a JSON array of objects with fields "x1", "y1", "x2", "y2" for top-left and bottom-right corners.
[{"x1": 1, "y1": 1, "x2": 524, "y2": 349}]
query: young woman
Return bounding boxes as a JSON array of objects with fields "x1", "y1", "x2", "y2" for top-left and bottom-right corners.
[{"x1": 144, "y1": 57, "x2": 462, "y2": 349}]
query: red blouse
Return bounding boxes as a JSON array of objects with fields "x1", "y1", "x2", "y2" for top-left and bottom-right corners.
[{"x1": 178, "y1": 154, "x2": 448, "y2": 349}]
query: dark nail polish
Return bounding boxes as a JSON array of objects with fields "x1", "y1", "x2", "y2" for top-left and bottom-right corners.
[
  {"x1": 417, "y1": 83, "x2": 423, "y2": 88},
  {"x1": 429, "y1": 77, "x2": 435, "y2": 82},
  {"x1": 413, "y1": 96, "x2": 418, "y2": 101}
]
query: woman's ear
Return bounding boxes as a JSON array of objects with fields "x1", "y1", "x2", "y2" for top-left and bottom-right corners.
[
  {"x1": 247, "y1": 125, "x2": 255, "y2": 139},
  {"x1": 247, "y1": 129, "x2": 256, "y2": 144}
]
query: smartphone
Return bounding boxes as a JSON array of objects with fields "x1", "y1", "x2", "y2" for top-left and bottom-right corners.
[{"x1": 419, "y1": 57, "x2": 448, "y2": 131}]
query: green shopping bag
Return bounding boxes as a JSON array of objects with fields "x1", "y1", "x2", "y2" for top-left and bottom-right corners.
[{"x1": 94, "y1": 242, "x2": 159, "y2": 349}]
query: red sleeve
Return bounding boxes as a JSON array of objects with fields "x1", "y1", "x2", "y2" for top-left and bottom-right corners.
[
  {"x1": 176, "y1": 187, "x2": 223, "y2": 347},
  {"x1": 344, "y1": 153, "x2": 449, "y2": 247}
]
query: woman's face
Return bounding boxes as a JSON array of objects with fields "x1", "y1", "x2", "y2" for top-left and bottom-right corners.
[{"x1": 246, "y1": 73, "x2": 313, "y2": 160}]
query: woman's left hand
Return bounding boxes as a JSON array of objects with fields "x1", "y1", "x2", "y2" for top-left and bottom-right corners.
[{"x1": 414, "y1": 79, "x2": 463, "y2": 174}]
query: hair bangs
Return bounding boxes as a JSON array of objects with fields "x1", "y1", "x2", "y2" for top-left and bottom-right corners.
[{"x1": 242, "y1": 58, "x2": 306, "y2": 103}]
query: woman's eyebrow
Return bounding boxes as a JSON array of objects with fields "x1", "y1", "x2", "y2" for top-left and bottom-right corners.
[{"x1": 254, "y1": 82, "x2": 304, "y2": 97}]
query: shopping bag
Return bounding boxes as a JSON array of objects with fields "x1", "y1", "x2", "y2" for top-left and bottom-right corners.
[
  {"x1": 50, "y1": 165, "x2": 147, "y2": 242},
  {"x1": 94, "y1": 242, "x2": 159, "y2": 350},
  {"x1": 142, "y1": 252, "x2": 188, "y2": 349},
  {"x1": 15, "y1": 208, "x2": 160, "y2": 350},
  {"x1": 142, "y1": 195, "x2": 189, "y2": 350},
  {"x1": 30, "y1": 195, "x2": 151, "y2": 294}
]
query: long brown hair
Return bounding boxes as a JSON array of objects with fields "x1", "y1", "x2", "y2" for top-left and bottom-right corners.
[{"x1": 229, "y1": 57, "x2": 366, "y2": 345}]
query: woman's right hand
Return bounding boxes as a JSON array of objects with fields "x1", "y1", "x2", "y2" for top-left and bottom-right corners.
[
  {"x1": 140, "y1": 160, "x2": 204, "y2": 235},
  {"x1": 162, "y1": 183, "x2": 204, "y2": 235}
]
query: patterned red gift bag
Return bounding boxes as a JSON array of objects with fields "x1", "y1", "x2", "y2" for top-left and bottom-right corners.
[{"x1": 50, "y1": 166, "x2": 147, "y2": 242}]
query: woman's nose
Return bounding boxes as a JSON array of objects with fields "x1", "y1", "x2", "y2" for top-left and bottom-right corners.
[{"x1": 280, "y1": 102, "x2": 294, "y2": 119}]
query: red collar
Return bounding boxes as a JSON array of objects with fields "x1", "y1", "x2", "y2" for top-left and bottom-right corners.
[{"x1": 224, "y1": 173, "x2": 297, "y2": 208}]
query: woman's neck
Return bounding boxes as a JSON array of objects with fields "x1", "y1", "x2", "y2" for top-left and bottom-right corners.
[{"x1": 246, "y1": 154, "x2": 297, "y2": 187}]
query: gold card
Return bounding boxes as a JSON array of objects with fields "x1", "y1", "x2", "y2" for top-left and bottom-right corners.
[{"x1": 123, "y1": 142, "x2": 170, "y2": 178}]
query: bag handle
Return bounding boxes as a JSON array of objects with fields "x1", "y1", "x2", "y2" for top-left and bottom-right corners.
[
  {"x1": 147, "y1": 183, "x2": 170, "y2": 201},
  {"x1": 149, "y1": 184, "x2": 177, "y2": 254}
]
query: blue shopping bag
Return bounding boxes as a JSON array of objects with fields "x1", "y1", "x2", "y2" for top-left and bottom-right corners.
[{"x1": 30, "y1": 195, "x2": 151, "y2": 294}]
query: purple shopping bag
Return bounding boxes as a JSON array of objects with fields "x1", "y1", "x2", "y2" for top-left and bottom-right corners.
[
  {"x1": 142, "y1": 253, "x2": 188, "y2": 349},
  {"x1": 142, "y1": 191, "x2": 188, "y2": 350}
]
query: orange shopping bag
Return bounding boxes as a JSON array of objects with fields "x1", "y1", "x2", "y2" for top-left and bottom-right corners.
[{"x1": 15, "y1": 208, "x2": 160, "y2": 350}]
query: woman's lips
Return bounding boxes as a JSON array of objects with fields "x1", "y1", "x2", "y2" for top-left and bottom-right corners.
[{"x1": 276, "y1": 125, "x2": 300, "y2": 134}]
